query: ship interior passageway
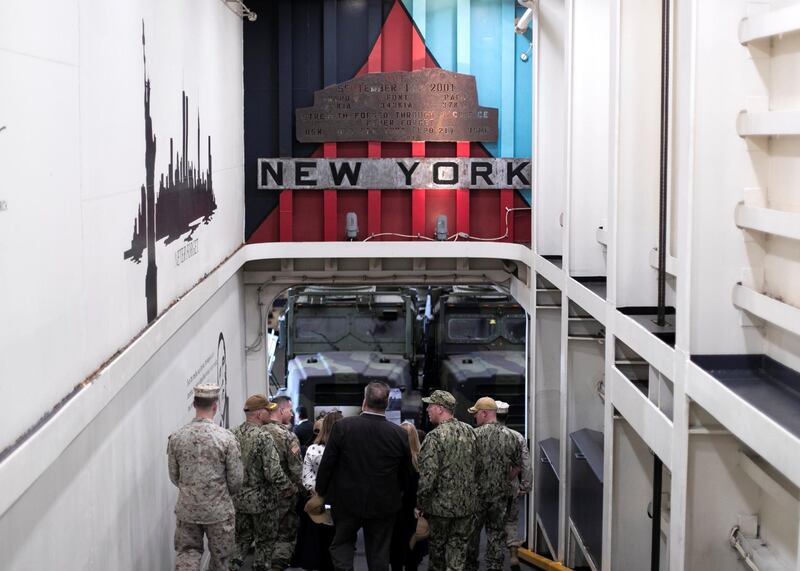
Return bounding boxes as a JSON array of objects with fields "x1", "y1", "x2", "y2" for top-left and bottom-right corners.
[
  {"x1": 7, "y1": 0, "x2": 800, "y2": 570},
  {"x1": 240, "y1": 282, "x2": 535, "y2": 571}
]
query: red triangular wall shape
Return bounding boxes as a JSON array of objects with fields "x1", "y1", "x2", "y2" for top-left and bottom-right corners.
[{"x1": 248, "y1": 0, "x2": 530, "y2": 244}]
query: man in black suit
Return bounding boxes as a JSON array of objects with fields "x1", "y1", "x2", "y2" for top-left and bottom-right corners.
[
  {"x1": 315, "y1": 381, "x2": 411, "y2": 571},
  {"x1": 293, "y1": 405, "x2": 315, "y2": 457}
]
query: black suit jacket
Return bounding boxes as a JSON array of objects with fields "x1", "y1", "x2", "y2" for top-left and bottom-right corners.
[
  {"x1": 316, "y1": 412, "x2": 411, "y2": 519},
  {"x1": 293, "y1": 420, "x2": 315, "y2": 455}
]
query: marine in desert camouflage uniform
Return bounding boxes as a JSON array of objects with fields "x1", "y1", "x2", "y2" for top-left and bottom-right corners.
[
  {"x1": 418, "y1": 390, "x2": 479, "y2": 571},
  {"x1": 467, "y1": 396, "x2": 522, "y2": 571},
  {"x1": 231, "y1": 395, "x2": 294, "y2": 571},
  {"x1": 167, "y1": 384, "x2": 243, "y2": 571},
  {"x1": 496, "y1": 400, "x2": 532, "y2": 571},
  {"x1": 261, "y1": 395, "x2": 303, "y2": 570}
]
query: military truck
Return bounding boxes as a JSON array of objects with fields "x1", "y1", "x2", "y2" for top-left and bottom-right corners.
[
  {"x1": 281, "y1": 286, "x2": 421, "y2": 419},
  {"x1": 430, "y1": 286, "x2": 527, "y2": 432}
]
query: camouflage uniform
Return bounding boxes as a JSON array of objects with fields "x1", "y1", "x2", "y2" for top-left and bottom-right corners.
[
  {"x1": 167, "y1": 418, "x2": 243, "y2": 571},
  {"x1": 417, "y1": 417, "x2": 479, "y2": 571},
  {"x1": 504, "y1": 428, "x2": 532, "y2": 548},
  {"x1": 261, "y1": 420, "x2": 303, "y2": 569},
  {"x1": 231, "y1": 421, "x2": 292, "y2": 570},
  {"x1": 467, "y1": 421, "x2": 522, "y2": 571}
]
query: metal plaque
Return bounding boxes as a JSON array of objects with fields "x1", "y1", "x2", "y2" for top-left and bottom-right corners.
[
  {"x1": 295, "y1": 68, "x2": 498, "y2": 143},
  {"x1": 256, "y1": 158, "x2": 531, "y2": 190}
]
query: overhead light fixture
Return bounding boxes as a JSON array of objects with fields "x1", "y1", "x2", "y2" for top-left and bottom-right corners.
[{"x1": 223, "y1": 0, "x2": 257, "y2": 22}]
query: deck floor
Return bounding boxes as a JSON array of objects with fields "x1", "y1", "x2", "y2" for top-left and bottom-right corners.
[{"x1": 240, "y1": 499, "x2": 530, "y2": 570}]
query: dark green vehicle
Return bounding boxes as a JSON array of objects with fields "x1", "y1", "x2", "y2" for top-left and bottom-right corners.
[
  {"x1": 431, "y1": 286, "x2": 527, "y2": 432},
  {"x1": 282, "y1": 286, "x2": 421, "y2": 419}
]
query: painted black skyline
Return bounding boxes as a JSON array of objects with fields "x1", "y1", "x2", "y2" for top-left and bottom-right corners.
[{"x1": 124, "y1": 23, "x2": 218, "y2": 323}]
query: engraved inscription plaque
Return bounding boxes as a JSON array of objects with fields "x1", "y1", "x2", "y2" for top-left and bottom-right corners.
[{"x1": 295, "y1": 68, "x2": 498, "y2": 143}]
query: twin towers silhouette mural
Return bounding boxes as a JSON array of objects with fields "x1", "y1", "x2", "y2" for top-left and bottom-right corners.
[{"x1": 124, "y1": 23, "x2": 218, "y2": 323}]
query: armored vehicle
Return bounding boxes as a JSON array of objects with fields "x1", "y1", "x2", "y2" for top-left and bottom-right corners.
[
  {"x1": 282, "y1": 286, "x2": 420, "y2": 419},
  {"x1": 431, "y1": 286, "x2": 527, "y2": 432}
]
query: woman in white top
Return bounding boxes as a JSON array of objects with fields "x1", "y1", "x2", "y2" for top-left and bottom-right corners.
[
  {"x1": 296, "y1": 410, "x2": 343, "y2": 571},
  {"x1": 303, "y1": 412, "x2": 341, "y2": 492}
]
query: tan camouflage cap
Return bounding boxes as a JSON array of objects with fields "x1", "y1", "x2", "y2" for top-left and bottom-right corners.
[
  {"x1": 422, "y1": 390, "x2": 456, "y2": 410},
  {"x1": 467, "y1": 396, "x2": 497, "y2": 414},
  {"x1": 194, "y1": 384, "x2": 221, "y2": 399},
  {"x1": 244, "y1": 394, "x2": 276, "y2": 412},
  {"x1": 495, "y1": 400, "x2": 510, "y2": 413}
]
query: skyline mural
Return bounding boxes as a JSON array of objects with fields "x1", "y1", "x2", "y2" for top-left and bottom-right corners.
[{"x1": 124, "y1": 23, "x2": 218, "y2": 323}]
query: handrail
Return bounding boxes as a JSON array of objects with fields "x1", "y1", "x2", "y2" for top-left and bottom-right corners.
[
  {"x1": 739, "y1": 3, "x2": 800, "y2": 44},
  {"x1": 732, "y1": 284, "x2": 800, "y2": 337},
  {"x1": 737, "y1": 110, "x2": 800, "y2": 137},
  {"x1": 517, "y1": 548, "x2": 574, "y2": 570},
  {"x1": 735, "y1": 202, "x2": 800, "y2": 242}
]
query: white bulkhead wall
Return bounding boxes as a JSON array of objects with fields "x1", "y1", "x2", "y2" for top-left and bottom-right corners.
[
  {"x1": 0, "y1": 0, "x2": 245, "y2": 452},
  {"x1": 535, "y1": 0, "x2": 800, "y2": 568},
  {"x1": 567, "y1": 0, "x2": 611, "y2": 278},
  {"x1": 535, "y1": 0, "x2": 567, "y2": 257},
  {"x1": 760, "y1": 8, "x2": 800, "y2": 371},
  {"x1": 0, "y1": 0, "x2": 245, "y2": 568},
  {"x1": 0, "y1": 273, "x2": 247, "y2": 570},
  {"x1": 686, "y1": 0, "x2": 767, "y2": 356}
]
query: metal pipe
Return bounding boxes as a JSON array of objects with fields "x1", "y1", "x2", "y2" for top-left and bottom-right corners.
[
  {"x1": 729, "y1": 526, "x2": 763, "y2": 571},
  {"x1": 651, "y1": 454, "x2": 663, "y2": 571},
  {"x1": 656, "y1": 0, "x2": 670, "y2": 326}
]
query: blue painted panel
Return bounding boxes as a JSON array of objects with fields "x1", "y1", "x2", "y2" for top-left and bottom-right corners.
[
  {"x1": 425, "y1": 0, "x2": 458, "y2": 70},
  {"x1": 515, "y1": 5, "x2": 533, "y2": 205},
  {"x1": 514, "y1": 5, "x2": 532, "y2": 159},
  {"x1": 412, "y1": 0, "x2": 426, "y2": 37},
  {"x1": 456, "y1": 0, "x2": 471, "y2": 73},
  {"x1": 500, "y1": 0, "x2": 516, "y2": 157},
  {"x1": 399, "y1": 0, "x2": 533, "y2": 162},
  {"x1": 470, "y1": 0, "x2": 502, "y2": 157}
]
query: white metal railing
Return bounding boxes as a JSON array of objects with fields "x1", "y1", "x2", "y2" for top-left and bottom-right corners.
[
  {"x1": 739, "y1": 2, "x2": 800, "y2": 44},
  {"x1": 732, "y1": 284, "x2": 800, "y2": 337},
  {"x1": 735, "y1": 202, "x2": 800, "y2": 241},
  {"x1": 737, "y1": 110, "x2": 800, "y2": 137}
]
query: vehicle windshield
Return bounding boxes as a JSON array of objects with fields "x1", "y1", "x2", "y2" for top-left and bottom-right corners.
[
  {"x1": 447, "y1": 317, "x2": 497, "y2": 341},
  {"x1": 504, "y1": 317, "x2": 527, "y2": 343}
]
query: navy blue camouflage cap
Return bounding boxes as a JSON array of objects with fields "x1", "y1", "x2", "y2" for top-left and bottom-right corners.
[{"x1": 422, "y1": 390, "x2": 456, "y2": 410}]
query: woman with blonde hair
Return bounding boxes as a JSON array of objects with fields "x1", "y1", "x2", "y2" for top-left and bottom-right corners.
[
  {"x1": 295, "y1": 410, "x2": 343, "y2": 571},
  {"x1": 390, "y1": 421, "x2": 428, "y2": 571}
]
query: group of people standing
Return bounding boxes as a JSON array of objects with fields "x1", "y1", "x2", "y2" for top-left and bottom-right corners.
[{"x1": 166, "y1": 382, "x2": 531, "y2": 571}]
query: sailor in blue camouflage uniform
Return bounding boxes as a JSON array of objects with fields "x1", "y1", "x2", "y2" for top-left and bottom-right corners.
[
  {"x1": 261, "y1": 395, "x2": 303, "y2": 570},
  {"x1": 167, "y1": 384, "x2": 243, "y2": 571},
  {"x1": 466, "y1": 396, "x2": 522, "y2": 571},
  {"x1": 417, "y1": 390, "x2": 479, "y2": 571},
  {"x1": 231, "y1": 395, "x2": 294, "y2": 571},
  {"x1": 496, "y1": 400, "x2": 532, "y2": 571}
]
